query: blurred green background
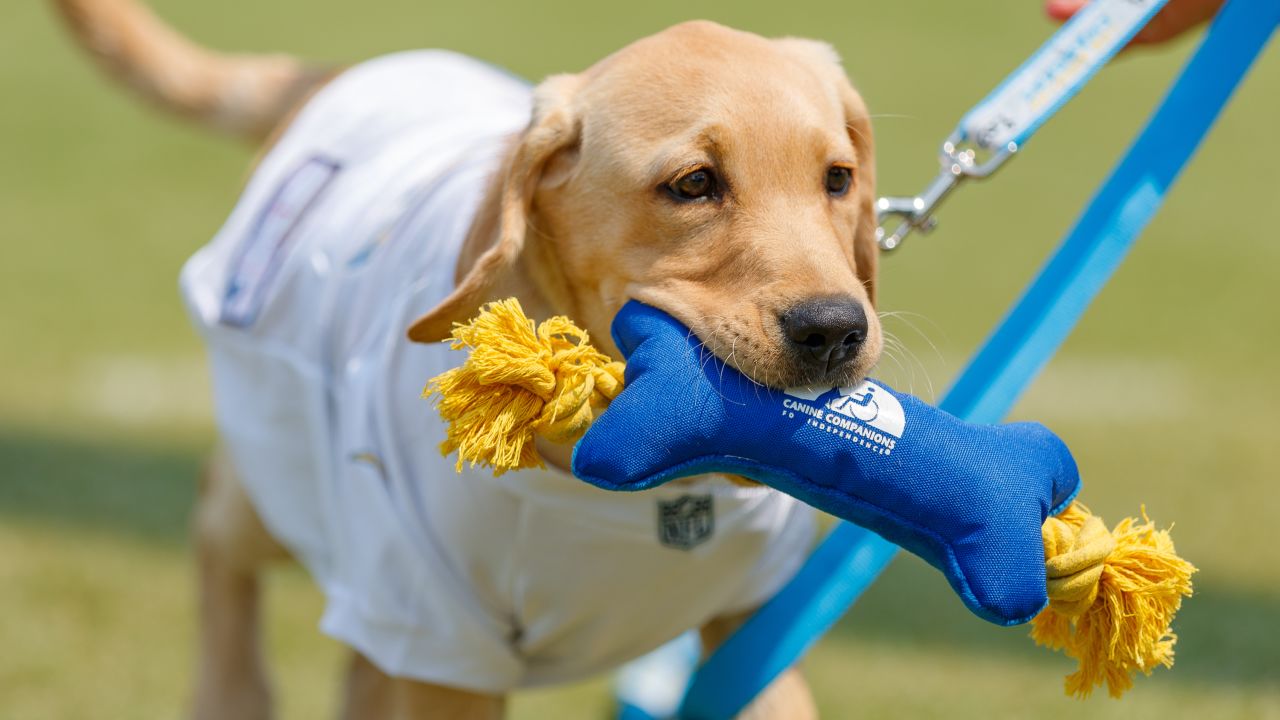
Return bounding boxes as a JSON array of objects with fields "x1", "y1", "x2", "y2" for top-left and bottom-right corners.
[{"x1": 2, "y1": 0, "x2": 1277, "y2": 717}]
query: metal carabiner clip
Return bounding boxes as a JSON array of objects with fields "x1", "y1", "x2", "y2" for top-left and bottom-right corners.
[{"x1": 875, "y1": 134, "x2": 1020, "y2": 251}]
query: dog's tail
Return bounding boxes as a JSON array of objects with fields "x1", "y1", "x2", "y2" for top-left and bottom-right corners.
[{"x1": 52, "y1": 0, "x2": 333, "y2": 142}]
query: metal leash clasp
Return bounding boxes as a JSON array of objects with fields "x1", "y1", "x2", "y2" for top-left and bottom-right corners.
[{"x1": 875, "y1": 133, "x2": 1020, "y2": 251}]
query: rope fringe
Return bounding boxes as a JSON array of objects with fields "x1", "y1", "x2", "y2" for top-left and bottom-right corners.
[
  {"x1": 1034, "y1": 502, "x2": 1196, "y2": 698},
  {"x1": 423, "y1": 298, "x2": 624, "y2": 474}
]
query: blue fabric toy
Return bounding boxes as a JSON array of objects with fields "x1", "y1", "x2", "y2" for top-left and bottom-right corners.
[{"x1": 572, "y1": 300, "x2": 1081, "y2": 626}]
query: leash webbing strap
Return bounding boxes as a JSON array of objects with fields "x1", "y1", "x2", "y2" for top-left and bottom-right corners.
[
  {"x1": 652, "y1": 1, "x2": 1277, "y2": 717},
  {"x1": 957, "y1": 0, "x2": 1167, "y2": 156},
  {"x1": 876, "y1": 0, "x2": 1171, "y2": 250}
]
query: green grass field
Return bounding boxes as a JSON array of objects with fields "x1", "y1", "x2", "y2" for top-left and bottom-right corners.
[{"x1": 2, "y1": 0, "x2": 1278, "y2": 717}]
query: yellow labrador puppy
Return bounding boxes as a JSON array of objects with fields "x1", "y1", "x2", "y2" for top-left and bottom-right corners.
[{"x1": 55, "y1": 1, "x2": 882, "y2": 718}]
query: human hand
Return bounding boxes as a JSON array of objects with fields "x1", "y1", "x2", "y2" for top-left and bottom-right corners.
[{"x1": 1046, "y1": 0, "x2": 1225, "y2": 45}]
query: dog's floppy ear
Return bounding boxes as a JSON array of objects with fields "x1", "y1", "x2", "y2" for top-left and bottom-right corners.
[
  {"x1": 843, "y1": 80, "x2": 878, "y2": 308},
  {"x1": 406, "y1": 74, "x2": 582, "y2": 343},
  {"x1": 775, "y1": 39, "x2": 879, "y2": 307}
]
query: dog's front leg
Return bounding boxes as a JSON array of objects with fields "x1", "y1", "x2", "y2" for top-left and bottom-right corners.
[
  {"x1": 700, "y1": 612, "x2": 818, "y2": 720},
  {"x1": 340, "y1": 651, "x2": 505, "y2": 720},
  {"x1": 389, "y1": 677, "x2": 505, "y2": 720},
  {"x1": 340, "y1": 651, "x2": 395, "y2": 719},
  {"x1": 191, "y1": 450, "x2": 288, "y2": 720}
]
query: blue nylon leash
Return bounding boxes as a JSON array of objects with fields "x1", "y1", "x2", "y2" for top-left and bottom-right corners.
[{"x1": 621, "y1": 1, "x2": 1278, "y2": 717}]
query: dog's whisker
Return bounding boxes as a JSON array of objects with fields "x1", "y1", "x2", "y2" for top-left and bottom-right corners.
[
  {"x1": 844, "y1": 122, "x2": 872, "y2": 146},
  {"x1": 879, "y1": 310, "x2": 947, "y2": 360},
  {"x1": 694, "y1": 335, "x2": 741, "y2": 406},
  {"x1": 878, "y1": 339, "x2": 913, "y2": 391},
  {"x1": 720, "y1": 335, "x2": 737, "y2": 392},
  {"x1": 879, "y1": 310, "x2": 945, "y2": 397},
  {"x1": 880, "y1": 329, "x2": 935, "y2": 399},
  {"x1": 675, "y1": 317, "x2": 758, "y2": 406}
]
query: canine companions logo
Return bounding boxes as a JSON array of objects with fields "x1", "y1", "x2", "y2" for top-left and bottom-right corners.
[
  {"x1": 657, "y1": 495, "x2": 714, "y2": 550},
  {"x1": 781, "y1": 380, "x2": 906, "y2": 455}
]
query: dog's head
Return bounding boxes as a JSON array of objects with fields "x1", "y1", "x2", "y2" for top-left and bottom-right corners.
[{"x1": 410, "y1": 21, "x2": 880, "y2": 389}]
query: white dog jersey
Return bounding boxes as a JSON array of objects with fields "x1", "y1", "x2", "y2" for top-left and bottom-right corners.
[{"x1": 181, "y1": 50, "x2": 815, "y2": 692}]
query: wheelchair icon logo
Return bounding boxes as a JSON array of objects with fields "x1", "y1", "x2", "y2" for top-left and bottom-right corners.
[
  {"x1": 830, "y1": 384, "x2": 881, "y2": 424},
  {"x1": 824, "y1": 380, "x2": 906, "y2": 439}
]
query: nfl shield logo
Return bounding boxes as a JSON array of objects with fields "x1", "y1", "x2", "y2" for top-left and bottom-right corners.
[{"x1": 657, "y1": 495, "x2": 714, "y2": 550}]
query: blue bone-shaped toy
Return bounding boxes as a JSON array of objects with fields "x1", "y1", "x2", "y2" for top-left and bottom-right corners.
[{"x1": 572, "y1": 300, "x2": 1081, "y2": 626}]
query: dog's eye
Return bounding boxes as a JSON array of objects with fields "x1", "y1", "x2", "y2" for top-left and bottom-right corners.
[
  {"x1": 667, "y1": 168, "x2": 718, "y2": 201},
  {"x1": 825, "y1": 165, "x2": 854, "y2": 197}
]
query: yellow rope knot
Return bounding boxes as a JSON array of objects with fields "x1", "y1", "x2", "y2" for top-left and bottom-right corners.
[
  {"x1": 1032, "y1": 502, "x2": 1196, "y2": 699},
  {"x1": 425, "y1": 300, "x2": 1196, "y2": 699},
  {"x1": 423, "y1": 298, "x2": 624, "y2": 474},
  {"x1": 1043, "y1": 510, "x2": 1115, "y2": 618}
]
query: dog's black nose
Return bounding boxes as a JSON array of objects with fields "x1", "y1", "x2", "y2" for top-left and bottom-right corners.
[{"x1": 780, "y1": 297, "x2": 869, "y2": 371}]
